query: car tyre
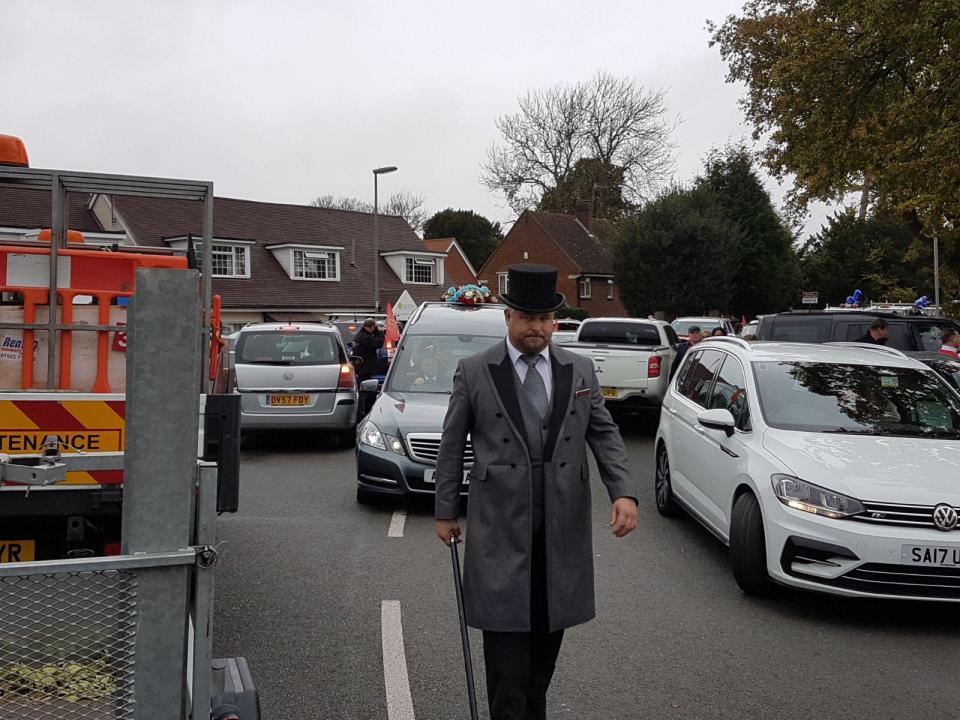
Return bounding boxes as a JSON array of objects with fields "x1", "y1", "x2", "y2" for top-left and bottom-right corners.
[
  {"x1": 729, "y1": 491, "x2": 777, "y2": 596},
  {"x1": 338, "y1": 426, "x2": 357, "y2": 449},
  {"x1": 654, "y1": 444, "x2": 684, "y2": 518},
  {"x1": 356, "y1": 486, "x2": 377, "y2": 505}
]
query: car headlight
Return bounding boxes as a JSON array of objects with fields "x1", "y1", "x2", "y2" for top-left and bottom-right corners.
[
  {"x1": 771, "y1": 474, "x2": 864, "y2": 519},
  {"x1": 358, "y1": 420, "x2": 406, "y2": 456}
]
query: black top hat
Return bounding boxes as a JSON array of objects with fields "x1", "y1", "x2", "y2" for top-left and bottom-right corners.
[{"x1": 500, "y1": 264, "x2": 565, "y2": 313}]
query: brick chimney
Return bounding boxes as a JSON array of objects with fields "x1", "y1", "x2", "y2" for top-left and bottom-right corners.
[{"x1": 574, "y1": 201, "x2": 593, "y2": 232}]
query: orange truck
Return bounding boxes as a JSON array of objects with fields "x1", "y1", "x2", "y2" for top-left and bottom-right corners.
[{"x1": 0, "y1": 134, "x2": 227, "y2": 563}]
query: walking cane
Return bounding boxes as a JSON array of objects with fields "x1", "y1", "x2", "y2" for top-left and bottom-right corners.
[{"x1": 450, "y1": 533, "x2": 480, "y2": 720}]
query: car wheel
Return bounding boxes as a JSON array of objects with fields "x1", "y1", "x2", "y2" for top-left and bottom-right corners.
[
  {"x1": 338, "y1": 426, "x2": 357, "y2": 449},
  {"x1": 356, "y1": 486, "x2": 377, "y2": 505},
  {"x1": 654, "y1": 444, "x2": 684, "y2": 518},
  {"x1": 729, "y1": 491, "x2": 777, "y2": 596}
]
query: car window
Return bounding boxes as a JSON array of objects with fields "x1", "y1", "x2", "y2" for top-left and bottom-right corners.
[
  {"x1": 673, "y1": 320, "x2": 721, "y2": 335},
  {"x1": 840, "y1": 321, "x2": 913, "y2": 350},
  {"x1": 664, "y1": 325, "x2": 680, "y2": 346},
  {"x1": 678, "y1": 349, "x2": 724, "y2": 407},
  {"x1": 236, "y1": 331, "x2": 341, "y2": 366},
  {"x1": 709, "y1": 355, "x2": 751, "y2": 431},
  {"x1": 914, "y1": 321, "x2": 958, "y2": 352},
  {"x1": 752, "y1": 361, "x2": 960, "y2": 436},
  {"x1": 768, "y1": 315, "x2": 831, "y2": 343},
  {"x1": 387, "y1": 334, "x2": 502, "y2": 393},
  {"x1": 577, "y1": 321, "x2": 661, "y2": 345}
]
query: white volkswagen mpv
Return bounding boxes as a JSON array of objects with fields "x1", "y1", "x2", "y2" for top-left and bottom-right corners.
[{"x1": 656, "y1": 338, "x2": 960, "y2": 600}]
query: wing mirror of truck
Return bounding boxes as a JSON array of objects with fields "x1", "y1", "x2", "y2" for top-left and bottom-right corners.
[{"x1": 697, "y1": 408, "x2": 736, "y2": 437}]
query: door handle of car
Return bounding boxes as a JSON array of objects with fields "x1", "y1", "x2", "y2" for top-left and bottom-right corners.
[
  {"x1": 666, "y1": 406, "x2": 678, "y2": 416},
  {"x1": 694, "y1": 425, "x2": 706, "y2": 434}
]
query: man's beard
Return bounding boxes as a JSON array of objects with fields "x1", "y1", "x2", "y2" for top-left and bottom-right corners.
[{"x1": 519, "y1": 334, "x2": 548, "y2": 352}]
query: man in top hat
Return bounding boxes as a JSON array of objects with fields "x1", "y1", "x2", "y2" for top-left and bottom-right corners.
[{"x1": 435, "y1": 264, "x2": 638, "y2": 720}]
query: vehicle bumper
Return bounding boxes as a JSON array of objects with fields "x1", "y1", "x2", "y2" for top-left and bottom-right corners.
[
  {"x1": 764, "y1": 499, "x2": 960, "y2": 601},
  {"x1": 240, "y1": 396, "x2": 357, "y2": 430},
  {"x1": 356, "y1": 443, "x2": 469, "y2": 498},
  {"x1": 604, "y1": 391, "x2": 662, "y2": 409}
]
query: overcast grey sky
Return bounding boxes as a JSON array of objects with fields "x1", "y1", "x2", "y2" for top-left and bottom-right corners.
[{"x1": 1, "y1": 0, "x2": 833, "y2": 235}]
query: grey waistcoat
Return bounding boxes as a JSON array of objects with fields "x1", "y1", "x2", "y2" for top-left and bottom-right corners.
[{"x1": 513, "y1": 368, "x2": 552, "y2": 531}]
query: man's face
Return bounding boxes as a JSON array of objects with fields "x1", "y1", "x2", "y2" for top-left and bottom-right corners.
[
  {"x1": 505, "y1": 309, "x2": 555, "y2": 353},
  {"x1": 688, "y1": 330, "x2": 702, "y2": 345},
  {"x1": 873, "y1": 326, "x2": 890, "y2": 342},
  {"x1": 951, "y1": 334, "x2": 960, "y2": 349}
]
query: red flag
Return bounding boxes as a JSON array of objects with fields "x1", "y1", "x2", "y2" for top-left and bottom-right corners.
[{"x1": 385, "y1": 302, "x2": 401, "y2": 344}]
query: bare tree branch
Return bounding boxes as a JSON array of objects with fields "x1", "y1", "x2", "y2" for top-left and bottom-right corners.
[
  {"x1": 481, "y1": 71, "x2": 677, "y2": 215},
  {"x1": 309, "y1": 191, "x2": 428, "y2": 233}
]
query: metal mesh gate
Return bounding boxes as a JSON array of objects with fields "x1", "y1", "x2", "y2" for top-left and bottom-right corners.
[{"x1": 0, "y1": 568, "x2": 138, "y2": 719}]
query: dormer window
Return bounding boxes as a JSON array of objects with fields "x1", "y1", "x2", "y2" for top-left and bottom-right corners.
[
  {"x1": 294, "y1": 249, "x2": 339, "y2": 280},
  {"x1": 211, "y1": 245, "x2": 249, "y2": 278},
  {"x1": 406, "y1": 257, "x2": 435, "y2": 284}
]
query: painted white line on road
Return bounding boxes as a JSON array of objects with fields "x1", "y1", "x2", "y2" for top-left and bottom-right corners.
[
  {"x1": 381, "y1": 600, "x2": 416, "y2": 720},
  {"x1": 388, "y1": 507, "x2": 407, "y2": 538}
]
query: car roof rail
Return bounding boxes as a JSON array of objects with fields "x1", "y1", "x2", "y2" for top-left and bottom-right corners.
[
  {"x1": 701, "y1": 336, "x2": 752, "y2": 351},
  {"x1": 825, "y1": 342, "x2": 910, "y2": 359}
]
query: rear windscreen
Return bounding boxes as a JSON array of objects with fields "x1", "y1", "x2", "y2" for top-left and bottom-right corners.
[
  {"x1": 578, "y1": 322, "x2": 661, "y2": 345},
  {"x1": 236, "y1": 332, "x2": 341, "y2": 366}
]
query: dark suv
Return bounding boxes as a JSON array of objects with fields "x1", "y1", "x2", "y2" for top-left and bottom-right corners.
[{"x1": 756, "y1": 311, "x2": 960, "y2": 352}]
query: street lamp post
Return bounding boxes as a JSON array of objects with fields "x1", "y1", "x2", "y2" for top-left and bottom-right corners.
[{"x1": 372, "y1": 166, "x2": 398, "y2": 315}]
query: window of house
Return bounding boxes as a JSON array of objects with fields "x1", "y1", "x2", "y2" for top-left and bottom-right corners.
[
  {"x1": 195, "y1": 243, "x2": 249, "y2": 278},
  {"x1": 405, "y1": 257, "x2": 435, "y2": 284},
  {"x1": 294, "y1": 249, "x2": 339, "y2": 280},
  {"x1": 607, "y1": 279, "x2": 614, "y2": 300},
  {"x1": 497, "y1": 273, "x2": 509, "y2": 296},
  {"x1": 580, "y1": 277, "x2": 592, "y2": 299}
]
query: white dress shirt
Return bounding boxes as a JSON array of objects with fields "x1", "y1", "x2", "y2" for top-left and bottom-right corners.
[{"x1": 506, "y1": 338, "x2": 553, "y2": 401}]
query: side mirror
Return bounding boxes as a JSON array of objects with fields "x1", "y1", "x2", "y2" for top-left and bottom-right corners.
[
  {"x1": 350, "y1": 355, "x2": 364, "y2": 368},
  {"x1": 359, "y1": 378, "x2": 379, "y2": 394},
  {"x1": 697, "y1": 408, "x2": 736, "y2": 437}
]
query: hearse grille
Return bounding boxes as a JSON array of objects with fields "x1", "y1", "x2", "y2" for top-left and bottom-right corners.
[{"x1": 406, "y1": 434, "x2": 474, "y2": 466}]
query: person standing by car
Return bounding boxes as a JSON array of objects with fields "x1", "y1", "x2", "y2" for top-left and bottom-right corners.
[
  {"x1": 858, "y1": 318, "x2": 890, "y2": 345},
  {"x1": 353, "y1": 318, "x2": 383, "y2": 382},
  {"x1": 938, "y1": 329, "x2": 960, "y2": 358},
  {"x1": 434, "y1": 264, "x2": 638, "y2": 720},
  {"x1": 669, "y1": 325, "x2": 702, "y2": 380}
]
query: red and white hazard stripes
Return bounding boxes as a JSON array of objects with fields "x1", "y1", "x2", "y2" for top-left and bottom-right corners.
[{"x1": 0, "y1": 395, "x2": 125, "y2": 486}]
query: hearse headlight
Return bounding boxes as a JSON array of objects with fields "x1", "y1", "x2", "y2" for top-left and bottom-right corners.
[
  {"x1": 358, "y1": 420, "x2": 406, "y2": 456},
  {"x1": 771, "y1": 474, "x2": 864, "y2": 519}
]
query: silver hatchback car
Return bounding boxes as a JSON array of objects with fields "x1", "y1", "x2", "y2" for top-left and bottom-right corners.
[{"x1": 232, "y1": 323, "x2": 359, "y2": 445}]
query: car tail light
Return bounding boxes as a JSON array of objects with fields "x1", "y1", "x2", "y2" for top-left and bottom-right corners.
[
  {"x1": 279, "y1": 325, "x2": 299, "y2": 334},
  {"x1": 385, "y1": 339, "x2": 395, "y2": 360},
  {"x1": 648, "y1": 355, "x2": 661, "y2": 378},
  {"x1": 103, "y1": 543, "x2": 122, "y2": 556},
  {"x1": 338, "y1": 363, "x2": 355, "y2": 390}
]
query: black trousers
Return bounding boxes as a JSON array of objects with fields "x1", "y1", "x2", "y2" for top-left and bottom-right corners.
[{"x1": 482, "y1": 527, "x2": 564, "y2": 720}]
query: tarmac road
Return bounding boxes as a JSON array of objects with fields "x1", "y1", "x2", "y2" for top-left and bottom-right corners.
[{"x1": 214, "y1": 420, "x2": 960, "y2": 720}]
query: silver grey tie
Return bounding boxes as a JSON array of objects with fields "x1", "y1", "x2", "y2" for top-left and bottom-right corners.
[{"x1": 521, "y1": 354, "x2": 549, "y2": 419}]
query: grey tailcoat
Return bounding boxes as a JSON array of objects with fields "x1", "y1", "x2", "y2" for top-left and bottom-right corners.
[{"x1": 435, "y1": 340, "x2": 637, "y2": 633}]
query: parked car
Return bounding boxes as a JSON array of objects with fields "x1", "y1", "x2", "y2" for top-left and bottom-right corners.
[
  {"x1": 355, "y1": 302, "x2": 506, "y2": 504},
  {"x1": 672, "y1": 316, "x2": 736, "y2": 340},
  {"x1": 232, "y1": 323, "x2": 359, "y2": 446},
  {"x1": 739, "y1": 321, "x2": 759, "y2": 341},
  {"x1": 561, "y1": 317, "x2": 678, "y2": 413},
  {"x1": 551, "y1": 330, "x2": 579, "y2": 345},
  {"x1": 755, "y1": 310, "x2": 960, "y2": 352},
  {"x1": 555, "y1": 319, "x2": 582, "y2": 332},
  {"x1": 910, "y1": 351, "x2": 960, "y2": 393},
  {"x1": 656, "y1": 337, "x2": 960, "y2": 600}
]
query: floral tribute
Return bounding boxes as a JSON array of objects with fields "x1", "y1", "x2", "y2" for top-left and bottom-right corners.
[{"x1": 442, "y1": 284, "x2": 498, "y2": 305}]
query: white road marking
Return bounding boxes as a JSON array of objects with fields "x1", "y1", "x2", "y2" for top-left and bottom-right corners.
[
  {"x1": 388, "y1": 507, "x2": 407, "y2": 537},
  {"x1": 381, "y1": 600, "x2": 416, "y2": 720}
]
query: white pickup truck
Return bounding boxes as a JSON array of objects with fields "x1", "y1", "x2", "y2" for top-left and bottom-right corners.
[{"x1": 561, "y1": 318, "x2": 679, "y2": 413}]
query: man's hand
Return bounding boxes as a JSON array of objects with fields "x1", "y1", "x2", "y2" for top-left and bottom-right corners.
[
  {"x1": 610, "y1": 498, "x2": 638, "y2": 538},
  {"x1": 436, "y1": 519, "x2": 461, "y2": 545}
]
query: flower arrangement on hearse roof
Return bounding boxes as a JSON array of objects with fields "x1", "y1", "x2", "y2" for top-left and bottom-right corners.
[{"x1": 442, "y1": 284, "x2": 498, "y2": 305}]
